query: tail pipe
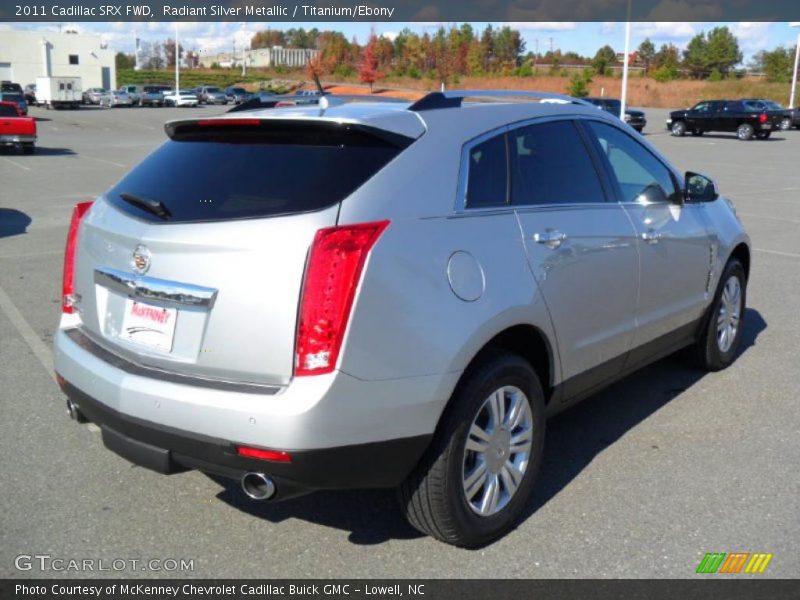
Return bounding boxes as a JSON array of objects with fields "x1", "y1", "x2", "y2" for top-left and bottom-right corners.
[
  {"x1": 66, "y1": 398, "x2": 88, "y2": 423},
  {"x1": 241, "y1": 472, "x2": 276, "y2": 501}
]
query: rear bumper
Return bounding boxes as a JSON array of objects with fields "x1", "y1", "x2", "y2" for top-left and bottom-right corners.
[
  {"x1": 58, "y1": 377, "x2": 430, "y2": 498},
  {"x1": 0, "y1": 134, "x2": 35, "y2": 144},
  {"x1": 54, "y1": 325, "x2": 456, "y2": 490}
]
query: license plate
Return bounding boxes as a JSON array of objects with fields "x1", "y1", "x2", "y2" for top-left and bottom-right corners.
[
  {"x1": 761, "y1": 124, "x2": 772, "y2": 129},
  {"x1": 119, "y1": 299, "x2": 177, "y2": 352}
]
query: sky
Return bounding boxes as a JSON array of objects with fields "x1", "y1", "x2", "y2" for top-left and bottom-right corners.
[{"x1": 3, "y1": 21, "x2": 799, "y2": 62}]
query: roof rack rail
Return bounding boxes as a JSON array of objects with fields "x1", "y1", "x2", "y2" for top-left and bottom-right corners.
[
  {"x1": 227, "y1": 93, "x2": 409, "y2": 114},
  {"x1": 408, "y1": 90, "x2": 595, "y2": 111}
]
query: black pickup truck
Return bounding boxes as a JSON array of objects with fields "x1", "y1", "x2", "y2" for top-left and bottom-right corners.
[
  {"x1": 585, "y1": 97, "x2": 647, "y2": 133},
  {"x1": 667, "y1": 100, "x2": 785, "y2": 140}
]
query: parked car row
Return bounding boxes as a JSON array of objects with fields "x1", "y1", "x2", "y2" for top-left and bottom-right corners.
[{"x1": 668, "y1": 98, "x2": 798, "y2": 140}]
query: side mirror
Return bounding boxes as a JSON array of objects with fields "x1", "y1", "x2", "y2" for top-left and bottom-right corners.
[{"x1": 685, "y1": 171, "x2": 719, "y2": 203}]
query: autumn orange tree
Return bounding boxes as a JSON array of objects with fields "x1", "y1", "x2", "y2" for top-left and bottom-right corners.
[{"x1": 359, "y1": 33, "x2": 380, "y2": 92}]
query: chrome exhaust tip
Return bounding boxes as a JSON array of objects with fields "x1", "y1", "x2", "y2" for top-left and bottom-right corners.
[
  {"x1": 66, "y1": 398, "x2": 87, "y2": 423},
  {"x1": 241, "y1": 472, "x2": 276, "y2": 501}
]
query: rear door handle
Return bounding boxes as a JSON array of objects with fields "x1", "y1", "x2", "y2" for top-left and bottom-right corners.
[
  {"x1": 641, "y1": 229, "x2": 663, "y2": 244},
  {"x1": 533, "y1": 230, "x2": 567, "y2": 249}
]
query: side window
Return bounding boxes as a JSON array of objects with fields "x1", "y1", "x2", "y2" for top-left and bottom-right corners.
[
  {"x1": 509, "y1": 120, "x2": 605, "y2": 206},
  {"x1": 587, "y1": 121, "x2": 679, "y2": 204},
  {"x1": 465, "y1": 133, "x2": 508, "y2": 208}
]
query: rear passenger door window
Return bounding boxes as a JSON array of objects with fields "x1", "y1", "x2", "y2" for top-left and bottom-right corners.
[
  {"x1": 509, "y1": 120, "x2": 606, "y2": 206},
  {"x1": 585, "y1": 121, "x2": 678, "y2": 204},
  {"x1": 465, "y1": 133, "x2": 508, "y2": 208}
]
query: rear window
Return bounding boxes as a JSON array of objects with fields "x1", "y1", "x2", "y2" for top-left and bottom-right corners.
[
  {"x1": 106, "y1": 121, "x2": 410, "y2": 223},
  {"x1": 0, "y1": 104, "x2": 17, "y2": 117}
]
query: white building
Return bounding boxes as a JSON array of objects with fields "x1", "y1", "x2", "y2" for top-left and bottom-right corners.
[
  {"x1": 0, "y1": 30, "x2": 116, "y2": 90},
  {"x1": 199, "y1": 47, "x2": 320, "y2": 69}
]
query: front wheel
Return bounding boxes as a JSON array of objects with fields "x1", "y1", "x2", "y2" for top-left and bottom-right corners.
[
  {"x1": 671, "y1": 121, "x2": 687, "y2": 137},
  {"x1": 737, "y1": 123, "x2": 754, "y2": 141},
  {"x1": 686, "y1": 259, "x2": 747, "y2": 371},
  {"x1": 399, "y1": 352, "x2": 546, "y2": 547}
]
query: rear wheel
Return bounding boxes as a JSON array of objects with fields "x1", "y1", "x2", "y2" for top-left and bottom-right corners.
[
  {"x1": 686, "y1": 259, "x2": 747, "y2": 371},
  {"x1": 671, "y1": 121, "x2": 687, "y2": 137},
  {"x1": 780, "y1": 118, "x2": 791, "y2": 131},
  {"x1": 737, "y1": 123, "x2": 754, "y2": 140},
  {"x1": 399, "y1": 352, "x2": 546, "y2": 547}
]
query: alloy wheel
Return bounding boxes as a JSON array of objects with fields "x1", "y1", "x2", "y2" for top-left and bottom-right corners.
[
  {"x1": 462, "y1": 385, "x2": 533, "y2": 517},
  {"x1": 717, "y1": 275, "x2": 742, "y2": 353}
]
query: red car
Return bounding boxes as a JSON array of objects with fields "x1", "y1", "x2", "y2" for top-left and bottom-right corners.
[{"x1": 0, "y1": 100, "x2": 36, "y2": 154}]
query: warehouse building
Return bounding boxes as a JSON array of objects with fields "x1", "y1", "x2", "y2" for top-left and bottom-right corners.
[
  {"x1": 199, "y1": 47, "x2": 320, "y2": 69},
  {"x1": 0, "y1": 30, "x2": 116, "y2": 90}
]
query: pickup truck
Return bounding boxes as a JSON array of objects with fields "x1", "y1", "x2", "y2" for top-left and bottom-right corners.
[
  {"x1": 585, "y1": 97, "x2": 647, "y2": 133},
  {"x1": 667, "y1": 100, "x2": 785, "y2": 140},
  {"x1": 0, "y1": 100, "x2": 36, "y2": 154}
]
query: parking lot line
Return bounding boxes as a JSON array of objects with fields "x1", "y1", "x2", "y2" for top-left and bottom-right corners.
[
  {"x1": 0, "y1": 281, "x2": 55, "y2": 383},
  {"x1": 738, "y1": 213, "x2": 800, "y2": 225},
  {"x1": 754, "y1": 248, "x2": 800, "y2": 260},
  {"x1": 1, "y1": 156, "x2": 30, "y2": 171},
  {"x1": 81, "y1": 154, "x2": 126, "y2": 168}
]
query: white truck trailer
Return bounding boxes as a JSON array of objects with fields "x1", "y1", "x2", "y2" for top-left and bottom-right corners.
[{"x1": 35, "y1": 76, "x2": 83, "y2": 109}]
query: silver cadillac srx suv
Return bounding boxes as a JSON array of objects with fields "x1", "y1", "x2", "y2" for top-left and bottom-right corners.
[{"x1": 54, "y1": 91, "x2": 751, "y2": 547}]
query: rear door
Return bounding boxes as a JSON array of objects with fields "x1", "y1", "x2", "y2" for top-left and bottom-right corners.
[
  {"x1": 583, "y1": 120, "x2": 712, "y2": 347},
  {"x1": 74, "y1": 119, "x2": 409, "y2": 386},
  {"x1": 508, "y1": 119, "x2": 640, "y2": 389}
]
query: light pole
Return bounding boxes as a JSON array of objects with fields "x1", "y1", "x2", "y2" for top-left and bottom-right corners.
[
  {"x1": 619, "y1": 0, "x2": 633, "y2": 120},
  {"x1": 790, "y1": 23, "x2": 800, "y2": 108},
  {"x1": 174, "y1": 23, "x2": 180, "y2": 93}
]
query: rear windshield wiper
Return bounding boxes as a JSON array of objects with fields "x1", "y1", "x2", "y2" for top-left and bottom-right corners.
[{"x1": 119, "y1": 192, "x2": 172, "y2": 220}]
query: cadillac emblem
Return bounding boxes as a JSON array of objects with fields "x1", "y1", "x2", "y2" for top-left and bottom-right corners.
[{"x1": 131, "y1": 245, "x2": 151, "y2": 275}]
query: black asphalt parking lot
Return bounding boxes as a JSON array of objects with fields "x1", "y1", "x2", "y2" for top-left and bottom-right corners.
[{"x1": 1, "y1": 104, "x2": 798, "y2": 578}]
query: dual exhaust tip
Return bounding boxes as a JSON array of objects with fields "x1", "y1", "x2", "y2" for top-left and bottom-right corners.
[{"x1": 241, "y1": 472, "x2": 276, "y2": 501}]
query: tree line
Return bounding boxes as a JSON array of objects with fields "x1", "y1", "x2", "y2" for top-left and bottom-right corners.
[{"x1": 115, "y1": 24, "x2": 798, "y2": 85}]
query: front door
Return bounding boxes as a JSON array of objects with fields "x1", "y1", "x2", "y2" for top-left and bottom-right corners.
[
  {"x1": 583, "y1": 120, "x2": 712, "y2": 349},
  {"x1": 507, "y1": 119, "x2": 640, "y2": 390}
]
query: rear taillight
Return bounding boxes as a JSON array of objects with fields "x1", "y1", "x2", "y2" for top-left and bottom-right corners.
[
  {"x1": 236, "y1": 445, "x2": 292, "y2": 463},
  {"x1": 759, "y1": 112, "x2": 768, "y2": 124},
  {"x1": 61, "y1": 201, "x2": 93, "y2": 314},
  {"x1": 295, "y1": 220, "x2": 390, "y2": 376}
]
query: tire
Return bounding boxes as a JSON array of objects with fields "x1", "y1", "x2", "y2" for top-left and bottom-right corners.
[
  {"x1": 398, "y1": 352, "x2": 546, "y2": 547},
  {"x1": 756, "y1": 131, "x2": 771, "y2": 140},
  {"x1": 671, "y1": 121, "x2": 686, "y2": 137},
  {"x1": 737, "y1": 123, "x2": 754, "y2": 141},
  {"x1": 634, "y1": 127, "x2": 643, "y2": 134},
  {"x1": 780, "y1": 118, "x2": 790, "y2": 131},
  {"x1": 22, "y1": 143, "x2": 34, "y2": 155},
  {"x1": 686, "y1": 259, "x2": 747, "y2": 372}
]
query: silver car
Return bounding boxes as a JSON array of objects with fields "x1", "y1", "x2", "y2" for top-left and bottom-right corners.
[
  {"x1": 54, "y1": 91, "x2": 751, "y2": 547},
  {"x1": 99, "y1": 90, "x2": 132, "y2": 108}
]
